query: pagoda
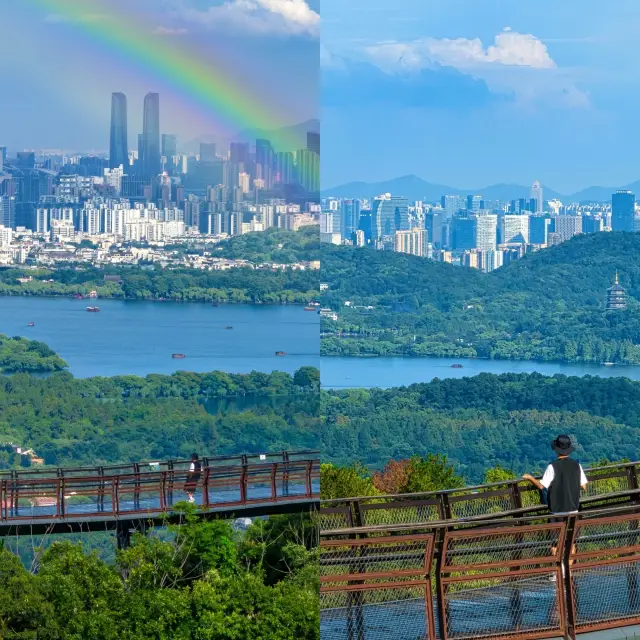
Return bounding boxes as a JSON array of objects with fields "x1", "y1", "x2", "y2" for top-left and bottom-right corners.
[{"x1": 606, "y1": 271, "x2": 627, "y2": 311}]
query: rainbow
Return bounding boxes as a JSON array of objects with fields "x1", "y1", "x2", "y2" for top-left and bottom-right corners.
[{"x1": 29, "y1": 0, "x2": 307, "y2": 150}]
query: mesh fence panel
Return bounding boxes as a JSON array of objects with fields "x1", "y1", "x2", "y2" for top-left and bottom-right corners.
[
  {"x1": 443, "y1": 572, "x2": 562, "y2": 640},
  {"x1": 321, "y1": 587, "x2": 432, "y2": 640}
]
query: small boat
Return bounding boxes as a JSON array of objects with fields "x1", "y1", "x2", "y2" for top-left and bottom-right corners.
[
  {"x1": 72, "y1": 293, "x2": 84, "y2": 299},
  {"x1": 451, "y1": 364, "x2": 463, "y2": 369},
  {"x1": 604, "y1": 362, "x2": 615, "y2": 366},
  {"x1": 172, "y1": 353, "x2": 186, "y2": 359},
  {"x1": 304, "y1": 306, "x2": 316, "y2": 311},
  {"x1": 27, "y1": 322, "x2": 35, "y2": 327},
  {"x1": 275, "y1": 351, "x2": 286, "y2": 356},
  {"x1": 86, "y1": 306, "x2": 100, "y2": 312},
  {"x1": 225, "y1": 326, "x2": 233, "y2": 330}
]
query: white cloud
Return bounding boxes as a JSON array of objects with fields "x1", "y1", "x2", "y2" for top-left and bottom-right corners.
[
  {"x1": 364, "y1": 29, "x2": 588, "y2": 108},
  {"x1": 153, "y1": 26, "x2": 189, "y2": 35},
  {"x1": 166, "y1": 0, "x2": 319, "y2": 37}
]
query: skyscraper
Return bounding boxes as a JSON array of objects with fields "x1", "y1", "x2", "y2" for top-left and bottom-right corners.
[
  {"x1": 307, "y1": 132, "x2": 320, "y2": 155},
  {"x1": 256, "y1": 139, "x2": 274, "y2": 188},
  {"x1": 109, "y1": 92, "x2": 128, "y2": 169},
  {"x1": 161, "y1": 134, "x2": 177, "y2": 158},
  {"x1": 200, "y1": 143, "x2": 216, "y2": 163},
  {"x1": 142, "y1": 92, "x2": 161, "y2": 177},
  {"x1": 612, "y1": 190, "x2": 635, "y2": 232},
  {"x1": 530, "y1": 180, "x2": 543, "y2": 214},
  {"x1": 371, "y1": 193, "x2": 410, "y2": 240}
]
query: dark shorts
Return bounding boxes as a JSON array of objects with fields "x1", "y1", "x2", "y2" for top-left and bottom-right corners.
[{"x1": 184, "y1": 475, "x2": 201, "y2": 491}]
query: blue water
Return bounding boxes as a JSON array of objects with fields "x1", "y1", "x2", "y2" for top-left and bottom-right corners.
[
  {"x1": 0, "y1": 297, "x2": 319, "y2": 378},
  {"x1": 321, "y1": 355, "x2": 640, "y2": 389}
]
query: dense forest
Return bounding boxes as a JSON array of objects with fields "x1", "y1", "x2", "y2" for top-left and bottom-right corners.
[
  {"x1": 0, "y1": 335, "x2": 68, "y2": 373},
  {"x1": 321, "y1": 373, "x2": 640, "y2": 481},
  {"x1": 0, "y1": 511, "x2": 319, "y2": 639},
  {"x1": 321, "y1": 232, "x2": 640, "y2": 363},
  {"x1": 0, "y1": 367, "x2": 319, "y2": 468},
  {"x1": 0, "y1": 228, "x2": 320, "y2": 304}
]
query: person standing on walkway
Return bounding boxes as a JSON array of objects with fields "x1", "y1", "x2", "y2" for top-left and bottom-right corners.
[
  {"x1": 522, "y1": 434, "x2": 588, "y2": 580},
  {"x1": 184, "y1": 453, "x2": 202, "y2": 504},
  {"x1": 522, "y1": 435, "x2": 588, "y2": 515}
]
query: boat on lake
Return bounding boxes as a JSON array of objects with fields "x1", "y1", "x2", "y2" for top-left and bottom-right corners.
[
  {"x1": 72, "y1": 294, "x2": 84, "y2": 299},
  {"x1": 86, "y1": 306, "x2": 100, "y2": 312},
  {"x1": 27, "y1": 322, "x2": 35, "y2": 327},
  {"x1": 304, "y1": 307, "x2": 316, "y2": 311},
  {"x1": 275, "y1": 351, "x2": 286, "y2": 356},
  {"x1": 225, "y1": 326, "x2": 233, "y2": 330},
  {"x1": 451, "y1": 364, "x2": 463, "y2": 368},
  {"x1": 604, "y1": 362, "x2": 615, "y2": 366},
  {"x1": 172, "y1": 353, "x2": 186, "y2": 359}
]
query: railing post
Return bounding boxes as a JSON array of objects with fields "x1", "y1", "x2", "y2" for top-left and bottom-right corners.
[
  {"x1": 58, "y1": 477, "x2": 65, "y2": 519},
  {"x1": 0, "y1": 479, "x2": 4, "y2": 521},
  {"x1": 98, "y1": 466, "x2": 105, "y2": 513},
  {"x1": 435, "y1": 527, "x2": 448, "y2": 640},
  {"x1": 240, "y1": 465, "x2": 248, "y2": 504},
  {"x1": 305, "y1": 460, "x2": 313, "y2": 498},
  {"x1": 509, "y1": 480, "x2": 523, "y2": 510},
  {"x1": 627, "y1": 464, "x2": 640, "y2": 503},
  {"x1": 133, "y1": 462, "x2": 141, "y2": 510},
  {"x1": 563, "y1": 516, "x2": 578, "y2": 640},
  {"x1": 167, "y1": 460, "x2": 174, "y2": 508},
  {"x1": 271, "y1": 463, "x2": 277, "y2": 502},
  {"x1": 202, "y1": 468, "x2": 209, "y2": 509},
  {"x1": 283, "y1": 451, "x2": 290, "y2": 497}
]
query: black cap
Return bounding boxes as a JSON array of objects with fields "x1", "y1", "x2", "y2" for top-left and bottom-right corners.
[{"x1": 551, "y1": 435, "x2": 575, "y2": 455}]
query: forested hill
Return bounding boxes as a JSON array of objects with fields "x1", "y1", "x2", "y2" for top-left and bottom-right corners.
[
  {"x1": 0, "y1": 367, "x2": 319, "y2": 468},
  {"x1": 321, "y1": 372, "x2": 640, "y2": 481},
  {"x1": 321, "y1": 232, "x2": 640, "y2": 363}
]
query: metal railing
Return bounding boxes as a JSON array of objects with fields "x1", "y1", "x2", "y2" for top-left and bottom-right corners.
[
  {"x1": 320, "y1": 505, "x2": 640, "y2": 640},
  {"x1": 0, "y1": 451, "x2": 320, "y2": 522},
  {"x1": 320, "y1": 459, "x2": 640, "y2": 533}
]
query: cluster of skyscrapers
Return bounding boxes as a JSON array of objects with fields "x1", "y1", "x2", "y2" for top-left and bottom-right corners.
[
  {"x1": 0, "y1": 92, "x2": 320, "y2": 240},
  {"x1": 321, "y1": 181, "x2": 638, "y2": 272}
]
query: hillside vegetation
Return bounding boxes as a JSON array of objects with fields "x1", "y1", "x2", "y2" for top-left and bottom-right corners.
[
  {"x1": 0, "y1": 367, "x2": 319, "y2": 468},
  {"x1": 321, "y1": 373, "x2": 640, "y2": 481},
  {"x1": 321, "y1": 232, "x2": 640, "y2": 363}
]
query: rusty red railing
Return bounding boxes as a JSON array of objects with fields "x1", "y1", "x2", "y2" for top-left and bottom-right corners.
[
  {"x1": 320, "y1": 506, "x2": 640, "y2": 640},
  {"x1": 0, "y1": 453, "x2": 319, "y2": 522}
]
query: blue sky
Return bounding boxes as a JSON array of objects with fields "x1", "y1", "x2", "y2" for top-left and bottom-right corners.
[
  {"x1": 322, "y1": 0, "x2": 640, "y2": 193},
  {"x1": 1, "y1": 0, "x2": 318, "y2": 152}
]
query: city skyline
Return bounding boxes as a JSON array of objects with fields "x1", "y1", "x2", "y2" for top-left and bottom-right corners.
[
  {"x1": 322, "y1": 0, "x2": 640, "y2": 193},
  {"x1": 2, "y1": 0, "x2": 318, "y2": 150}
]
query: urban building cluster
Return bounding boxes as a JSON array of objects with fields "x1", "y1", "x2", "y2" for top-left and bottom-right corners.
[
  {"x1": 0, "y1": 92, "x2": 320, "y2": 265},
  {"x1": 321, "y1": 182, "x2": 637, "y2": 272}
]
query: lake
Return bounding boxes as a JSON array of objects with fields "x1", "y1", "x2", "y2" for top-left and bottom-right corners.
[
  {"x1": 0, "y1": 297, "x2": 319, "y2": 378},
  {"x1": 321, "y1": 355, "x2": 640, "y2": 388}
]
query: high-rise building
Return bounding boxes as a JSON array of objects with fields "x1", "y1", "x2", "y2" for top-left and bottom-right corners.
[
  {"x1": 109, "y1": 92, "x2": 128, "y2": 170},
  {"x1": 501, "y1": 214, "x2": 530, "y2": 244},
  {"x1": 162, "y1": 134, "x2": 177, "y2": 158},
  {"x1": 142, "y1": 92, "x2": 161, "y2": 177},
  {"x1": 466, "y1": 195, "x2": 482, "y2": 212},
  {"x1": 475, "y1": 213, "x2": 498, "y2": 251},
  {"x1": 200, "y1": 143, "x2": 216, "y2": 163},
  {"x1": 394, "y1": 228, "x2": 431, "y2": 257},
  {"x1": 256, "y1": 139, "x2": 274, "y2": 188},
  {"x1": 340, "y1": 199, "x2": 361, "y2": 239},
  {"x1": 275, "y1": 151, "x2": 295, "y2": 184},
  {"x1": 296, "y1": 148, "x2": 319, "y2": 193},
  {"x1": 530, "y1": 180, "x2": 543, "y2": 214},
  {"x1": 307, "y1": 132, "x2": 320, "y2": 155},
  {"x1": 371, "y1": 193, "x2": 409, "y2": 239},
  {"x1": 555, "y1": 214, "x2": 582, "y2": 242},
  {"x1": 452, "y1": 216, "x2": 477, "y2": 250},
  {"x1": 230, "y1": 142, "x2": 249, "y2": 164},
  {"x1": 612, "y1": 190, "x2": 635, "y2": 232},
  {"x1": 16, "y1": 152, "x2": 35, "y2": 169},
  {"x1": 530, "y1": 215, "x2": 551, "y2": 244}
]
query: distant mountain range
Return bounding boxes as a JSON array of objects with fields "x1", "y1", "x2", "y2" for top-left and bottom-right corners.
[
  {"x1": 183, "y1": 119, "x2": 319, "y2": 155},
  {"x1": 322, "y1": 174, "x2": 640, "y2": 203}
]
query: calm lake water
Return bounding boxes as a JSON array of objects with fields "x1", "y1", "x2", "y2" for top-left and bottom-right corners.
[
  {"x1": 0, "y1": 297, "x2": 319, "y2": 378},
  {"x1": 321, "y1": 355, "x2": 640, "y2": 389}
]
